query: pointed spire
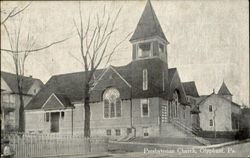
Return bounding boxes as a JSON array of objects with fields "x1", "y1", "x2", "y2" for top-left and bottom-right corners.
[
  {"x1": 130, "y1": 0, "x2": 168, "y2": 43},
  {"x1": 218, "y1": 81, "x2": 232, "y2": 96}
]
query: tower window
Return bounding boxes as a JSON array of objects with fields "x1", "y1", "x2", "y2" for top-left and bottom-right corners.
[
  {"x1": 159, "y1": 43, "x2": 164, "y2": 54},
  {"x1": 138, "y1": 42, "x2": 151, "y2": 58},
  {"x1": 143, "y1": 69, "x2": 148, "y2": 90}
]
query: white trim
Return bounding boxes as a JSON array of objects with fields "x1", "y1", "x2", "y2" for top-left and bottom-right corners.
[
  {"x1": 41, "y1": 93, "x2": 65, "y2": 109},
  {"x1": 25, "y1": 110, "x2": 44, "y2": 113},
  {"x1": 92, "y1": 66, "x2": 131, "y2": 90},
  {"x1": 131, "y1": 36, "x2": 168, "y2": 45},
  {"x1": 169, "y1": 70, "x2": 177, "y2": 88},
  {"x1": 133, "y1": 56, "x2": 161, "y2": 62},
  {"x1": 92, "y1": 66, "x2": 111, "y2": 89},
  {"x1": 141, "y1": 98, "x2": 150, "y2": 117},
  {"x1": 110, "y1": 66, "x2": 131, "y2": 88},
  {"x1": 43, "y1": 109, "x2": 72, "y2": 113}
]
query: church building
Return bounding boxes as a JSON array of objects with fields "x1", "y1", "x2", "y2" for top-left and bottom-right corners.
[{"x1": 25, "y1": 0, "x2": 200, "y2": 138}]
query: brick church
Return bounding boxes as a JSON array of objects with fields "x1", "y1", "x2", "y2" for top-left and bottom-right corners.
[{"x1": 25, "y1": 0, "x2": 200, "y2": 138}]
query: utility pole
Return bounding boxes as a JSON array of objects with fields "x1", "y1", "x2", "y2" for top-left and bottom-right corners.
[{"x1": 213, "y1": 107, "x2": 217, "y2": 138}]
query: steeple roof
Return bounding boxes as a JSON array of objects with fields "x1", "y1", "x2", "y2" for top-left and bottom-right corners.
[
  {"x1": 218, "y1": 81, "x2": 232, "y2": 96},
  {"x1": 130, "y1": 0, "x2": 168, "y2": 42}
]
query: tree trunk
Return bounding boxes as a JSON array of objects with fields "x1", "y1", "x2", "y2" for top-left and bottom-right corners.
[
  {"x1": 84, "y1": 82, "x2": 91, "y2": 138},
  {"x1": 18, "y1": 88, "x2": 25, "y2": 132}
]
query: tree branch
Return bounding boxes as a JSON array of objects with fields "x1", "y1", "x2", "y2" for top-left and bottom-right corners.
[
  {"x1": 1, "y1": 2, "x2": 32, "y2": 25},
  {"x1": 1, "y1": 37, "x2": 70, "y2": 54}
]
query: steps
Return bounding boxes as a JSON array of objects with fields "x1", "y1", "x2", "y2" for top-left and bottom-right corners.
[
  {"x1": 160, "y1": 123, "x2": 189, "y2": 137},
  {"x1": 172, "y1": 119, "x2": 196, "y2": 135},
  {"x1": 160, "y1": 120, "x2": 210, "y2": 145}
]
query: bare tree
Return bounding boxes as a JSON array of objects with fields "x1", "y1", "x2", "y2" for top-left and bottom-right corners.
[
  {"x1": 73, "y1": 2, "x2": 131, "y2": 137},
  {"x1": 1, "y1": 2, "x2": 32, "y2": 25},
  {"x1": 1, "y1": 3, "x2": 68, "y2": 132}
]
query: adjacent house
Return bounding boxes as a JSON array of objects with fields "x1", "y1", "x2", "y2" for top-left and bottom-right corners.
[
  {"x1": 198, "y1": 81, "x2": 241, "y2": 132},
  {"x1": 25, "y1": 0, "x2": 196, "y2": 138},
  {"x1": 1, "y1": 71, "x2": 44, "y2": 130}
]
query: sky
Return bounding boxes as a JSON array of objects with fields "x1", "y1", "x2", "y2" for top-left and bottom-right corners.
[{"x1": 1, "y1": 0, "x2": 249, "y2": 106}]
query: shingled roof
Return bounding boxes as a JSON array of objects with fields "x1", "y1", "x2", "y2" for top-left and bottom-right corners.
[
  {"x1": 218, "y1": 81, "x2": 232, "y2": 96},
  {"x1": 197, "y1": 93, "x2": 240, "y2": 107},
  {"x1": 182, "y1": 81, "x2": 199, "y2": 97},
  {"x1": 26, "y1": 58, "x2": 187, "y2": 110},
  {"x1": 1, "y1": 71, "x2": 44, "y2": 95},
  {"x1": 25, "y1": 70, "x2": 104, "y2": 110},
  {"x1": 129, "y1": 0, "x2": 168, "y2": 42},
  {"x1": 168, "y1": 68, "x2": 177, "y2": 82}
]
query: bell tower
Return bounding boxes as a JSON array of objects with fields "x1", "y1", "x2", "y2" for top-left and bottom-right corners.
[{"x1": 129, "y1": 0, "x2": 169, "y2": 64}]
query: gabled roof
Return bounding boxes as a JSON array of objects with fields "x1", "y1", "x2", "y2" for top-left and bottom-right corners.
[
  {"x1": 1, "y1": 71, "x2": 44, "y2": 95},
  {"x1": 25, "y1": 70, "x2": 104, "y2": 110},
  {"x1": 191, "y1": 105, "x2": 200, "y2": 114},
  {"x1": 92, "y1": 65, "x2": 131, "y2": 90},
  {"x1": 26, "y1": 58, "x2": 191, "y2": 110},
  {"x1": 42, "y1": 93, "x2": 72, "y2": 110},
  {"x1": 168, "y1": 68, "x2": 177, "y2": 82},
  {"x1": 182, "y1": 81, "x2": 199, "y2": 97},
  {"x1": 129, "y1": 0, "x2": 168, "y2": 42},
  {"x1": 197, "y1": 93, "x2": 240, "y2": 108},
  {"x1": 218, "y1": 81, "x2": 232, "y2": 96},
  {"x1": 168, "y1": 68, "x2": 189, "y2": 105}
]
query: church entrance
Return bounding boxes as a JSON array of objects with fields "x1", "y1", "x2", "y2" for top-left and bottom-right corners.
[{"x1": 50, "y1": 112, "x2": 60, "y2": 133}]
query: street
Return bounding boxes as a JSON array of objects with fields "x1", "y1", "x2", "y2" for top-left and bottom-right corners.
[
  {"x1": 45, "y1": 141, "x2": 249, "y2": 158},
  {"x1": 108, "y1": 141, "x2": 250, "y2": 158}
]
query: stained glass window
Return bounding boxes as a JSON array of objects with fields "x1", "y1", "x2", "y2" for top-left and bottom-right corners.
[{"x1": 103, "y1": 88, "x2": 121, "y2": 118}]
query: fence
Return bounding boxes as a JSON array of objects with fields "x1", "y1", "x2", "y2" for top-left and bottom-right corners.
[
  {"x1": 3, "y1": 133, "x2": 108, "y2": 158},
  {"x1": 197, "y1": 130, "x2": 237, "y2": 139}
]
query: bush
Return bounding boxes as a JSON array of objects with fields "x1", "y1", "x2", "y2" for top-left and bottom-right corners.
[{"x1": 235, "y1": 128, "x2": 249, "y2": 140}]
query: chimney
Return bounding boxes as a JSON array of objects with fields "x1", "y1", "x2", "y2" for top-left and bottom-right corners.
[{"x1": 213, "y1": 88, "x2": 215, "y2": 94}]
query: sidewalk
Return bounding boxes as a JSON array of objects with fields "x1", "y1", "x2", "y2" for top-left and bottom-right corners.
[{"x1": 33, "y1": 152, "x2": 110, "y2": 158}]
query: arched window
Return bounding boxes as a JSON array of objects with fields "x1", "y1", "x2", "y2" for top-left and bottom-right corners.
[{"x1": 103, "y1": 88, "x2": 121, "y2": 118}]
